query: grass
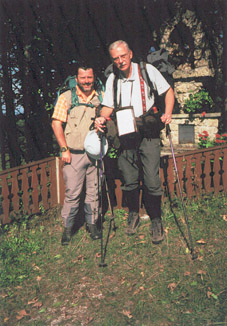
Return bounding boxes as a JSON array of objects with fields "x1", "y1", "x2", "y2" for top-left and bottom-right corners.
[{"x1": 0, "y1": 192, "x2": 227, "y2": 326}]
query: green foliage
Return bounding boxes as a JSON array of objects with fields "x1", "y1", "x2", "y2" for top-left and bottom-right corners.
[
  {"x1": 183, "y1": 89, "x2": 214, "y2": 114},
  {"x1": 107, "y1": 147, "x2": 118, "y2": 159},
  {"x1": 0, "y1": 217, "x2": 45, "y2": 286}
]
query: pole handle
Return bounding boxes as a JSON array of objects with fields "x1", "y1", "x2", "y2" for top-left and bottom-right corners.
[{"x1": 166, "y1": 124, "x2": 171, "y2": 137}]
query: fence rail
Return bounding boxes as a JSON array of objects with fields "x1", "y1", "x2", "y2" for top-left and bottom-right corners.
[{"x1": 0, "y1": 145, "x2": 226, "y2": 224}]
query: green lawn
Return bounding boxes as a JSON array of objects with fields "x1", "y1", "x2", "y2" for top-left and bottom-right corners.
[{"x1": 0, "y1": 192, "x2": 226, "y2": 326}]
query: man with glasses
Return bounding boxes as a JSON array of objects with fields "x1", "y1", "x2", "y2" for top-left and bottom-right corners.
[{"x1": 96, "y1": 40, "x2": 174, "y2": 244}]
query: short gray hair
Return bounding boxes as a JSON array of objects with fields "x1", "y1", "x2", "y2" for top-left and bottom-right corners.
[{"x1": 108, "y1": 40, "x2": 130, "y2": 53}]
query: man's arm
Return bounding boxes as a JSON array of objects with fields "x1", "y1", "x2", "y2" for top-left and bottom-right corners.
[
  {"x1": 161, "y1": 87, "x2": 175, "y2": 124},
  {"x1": 52, "y1": 119, "x2": 71, "y2": 163}
]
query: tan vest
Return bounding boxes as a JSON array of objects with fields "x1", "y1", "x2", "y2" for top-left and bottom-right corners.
[{"x1": 63, "y1": 90, "x2": 101, "y2": 150}]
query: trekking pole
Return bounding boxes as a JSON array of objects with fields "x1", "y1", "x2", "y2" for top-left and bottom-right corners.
[
  {"x1": 166, "y1": 124, "x2": 197, "y2": 260},
  {"x1": 103, "y1": 163, "x2": 117, "y2": 230},
  {"x1": 97, "y1": 132, "x2": 108, "y2": 268}
]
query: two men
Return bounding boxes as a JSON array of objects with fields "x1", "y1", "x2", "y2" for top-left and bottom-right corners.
[
  {"x1": 52, "y1": 65, "x2": 102, "y2": 245},
  {"x1": 96, "y1": 40, "x2": 174, "y2": 244},
  {"x1": 52, "y1": 40, "x2": 174, "y2": 246}
]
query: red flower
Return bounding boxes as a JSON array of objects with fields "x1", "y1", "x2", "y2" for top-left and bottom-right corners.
[
  {"x1": 202, "y1": 131, "x2": 209, "y2": 136},
  {"x1": 201, "y1": 111, "x2": 206, "y2": 117},
  {"x1": 202, "y1": 137, "x2": 207, "y2": 141},
  {"x1": 215, "y1": 139, "x2": 225, "y2": 143},
  {"x1": 221, "y1": 133, "x2": 227, "y2": 137},
  {"x1": 215, "y1": 134, "x2": 221, "y2": 138}
]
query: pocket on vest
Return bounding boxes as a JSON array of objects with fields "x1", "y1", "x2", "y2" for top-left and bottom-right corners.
[{"x1": 65, "y1": 132, "x2": 83, "y2": 150}]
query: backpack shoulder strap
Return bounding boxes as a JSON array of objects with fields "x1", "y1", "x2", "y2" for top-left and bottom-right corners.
[
  {"x1": 139, "y1": 61, "x2": 155, "y2": 96},
  {"x1": 113, "y1": 74, "x2": 118, "y2": 109}
]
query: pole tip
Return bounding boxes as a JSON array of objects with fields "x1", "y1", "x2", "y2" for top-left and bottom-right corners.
[
  {"x1": 191, "y1": 252, "x2": 198, "y2": 260},
  {"x1": 99, "y1": 262, "x2": 108, "y2": 268}
]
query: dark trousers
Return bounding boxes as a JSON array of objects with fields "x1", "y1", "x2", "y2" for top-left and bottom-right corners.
[{"x1": 118, "y1": 137, "x2": 163, "y2": 218}]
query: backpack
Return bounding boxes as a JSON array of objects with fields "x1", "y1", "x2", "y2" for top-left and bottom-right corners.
[
  {"x1": 146, "y1": 47, "x2": 175, "y2": 88},
  {"x1": 56, "y1": 75, "x2": 105, "y2": 113}
]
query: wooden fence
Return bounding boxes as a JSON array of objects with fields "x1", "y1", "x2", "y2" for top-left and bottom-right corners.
[{"x1": 0, "y1": 145, "x2": 226, "y2": 224}]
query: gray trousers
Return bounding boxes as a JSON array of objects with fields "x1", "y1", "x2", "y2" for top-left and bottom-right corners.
[
  {"x1": 118, "y1": 137, "x2": 163, "y2": 196},
  {"x1": 61, "y1": 153, "x2": 99, "y2": 228}
]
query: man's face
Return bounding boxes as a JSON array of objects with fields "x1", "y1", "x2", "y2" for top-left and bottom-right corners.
[
  {"x1": 76, "y1": 68, "x2": 94, "y2": 94},
  {"x1": 110, "y1": 45, "x2": 132, "y2": 76}
]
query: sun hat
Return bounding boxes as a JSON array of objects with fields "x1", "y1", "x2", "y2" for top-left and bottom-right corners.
[{"x1": 84, "y1": 130, "x2": 108, "y2": 160}]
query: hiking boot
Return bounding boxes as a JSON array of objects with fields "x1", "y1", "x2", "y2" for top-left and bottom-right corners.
[
  {"x1": 61, "y1": 227, "x2": 72, "y2": 246},
  {"x1": 125, "y1": 212, "x2": 140, "y2": 236},
  {"x1": 150, "y1": 218, "x2": 164, "y2": 244},
  {"x1": 87, "y1": 223, "x2": 101, "y2": 240}
]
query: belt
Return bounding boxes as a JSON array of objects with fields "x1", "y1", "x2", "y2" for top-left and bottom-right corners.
[{"x1": 69, "y1": 149, "x2": 85, "y2": 154}]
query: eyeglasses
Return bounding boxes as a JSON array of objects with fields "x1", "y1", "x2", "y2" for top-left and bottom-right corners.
[{"x1": 112, "y1": 53, "x2": 128, "y2": 63}]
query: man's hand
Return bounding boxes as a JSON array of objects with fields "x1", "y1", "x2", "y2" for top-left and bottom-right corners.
[
  {"x1": 95, "y1": 116, "x2": 107, "y2": 133},
  {"x1": 161, "y1": 113, "x2": 172, "y2": 125},
  {"x1": 61, "y1": 150, "x2": 71, "y2": 163}
]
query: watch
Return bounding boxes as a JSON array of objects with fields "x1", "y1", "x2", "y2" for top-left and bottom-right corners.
[{"x1": 60, "y1": 146, "x2": 68, "y2": 152}]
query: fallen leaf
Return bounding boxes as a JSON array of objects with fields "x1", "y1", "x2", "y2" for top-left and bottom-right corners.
[
  {"x1": 32, "y1": 301, "x2": 43, "y2": 308},
  {"x1": 148, "y1": 293, "x2": 153, "y2": 299},
  {"x1": 54, "y1": 254, "x2": 61, "y2": 259},
  {"x1": 140, "y1": 223, "x2": 150, "y2": 230},
  {"x1": 122, "y1": 310, "x2": 133, "y2": 319},
  {"x1": 4, "y1": 317, "x2": 9, "y2": 322},
  {"x1": 109, "y1": 232, "x2": 116, "y2": 240},
  {"x1": 36, "y1": 276, "x2": 42, "y2": 282},
  {"x1": 77, "y1": 255, "x2": 85, "y2": 261},
  {"x1": 32, "y1": 265, "x2": 40, "y2": 271},
  {"x1": 198, "y1": 256, "x2": 204, "y2": 261},
  {"x1": 28, "y1": 297, "x2": 38, "y2": 305},
  {"x1": 211, "y1": 293, "x2": 218, "y2": 300},
  {"x1": 140, "y1": 272, "x2": 144, "y2": 277},
  {"x1": 207, "y1": 291, "x2": 213, "y2": 298},
  {"x1": 184, "y1": 271, "x2": 191, "y2": 277},
  {"x1": 86, "y1": 316, "x2": 94, "y2": 323},
  {"x1": 196, "y1": 239, "x2": 206, "y2": 245},
  {"x1": 197, "y1": 270, "x2": 207, "y2": 277},
  {"x1": 138, "y1": 235, "x2": 145, "y2": 239},
  {"x1": 16, "y1": 309, "x2": 28, "y2": 320},
  {"x1": 133, "y1": 288, "x2": 140, "y2": 295},
  {"x1": 0, "y1": 293, "x2": 8, "y2": 299},
  {"x1": 222, "y1": 215, "x2": 227, "y2": 221},
  {"x1": 168, "y1": 283, "x2": 177, "y2": 292}
]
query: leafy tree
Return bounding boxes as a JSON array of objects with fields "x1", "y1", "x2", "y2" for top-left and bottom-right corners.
[{"x1": 0, "y1": 0, "x2": 225, "y2": 169}]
